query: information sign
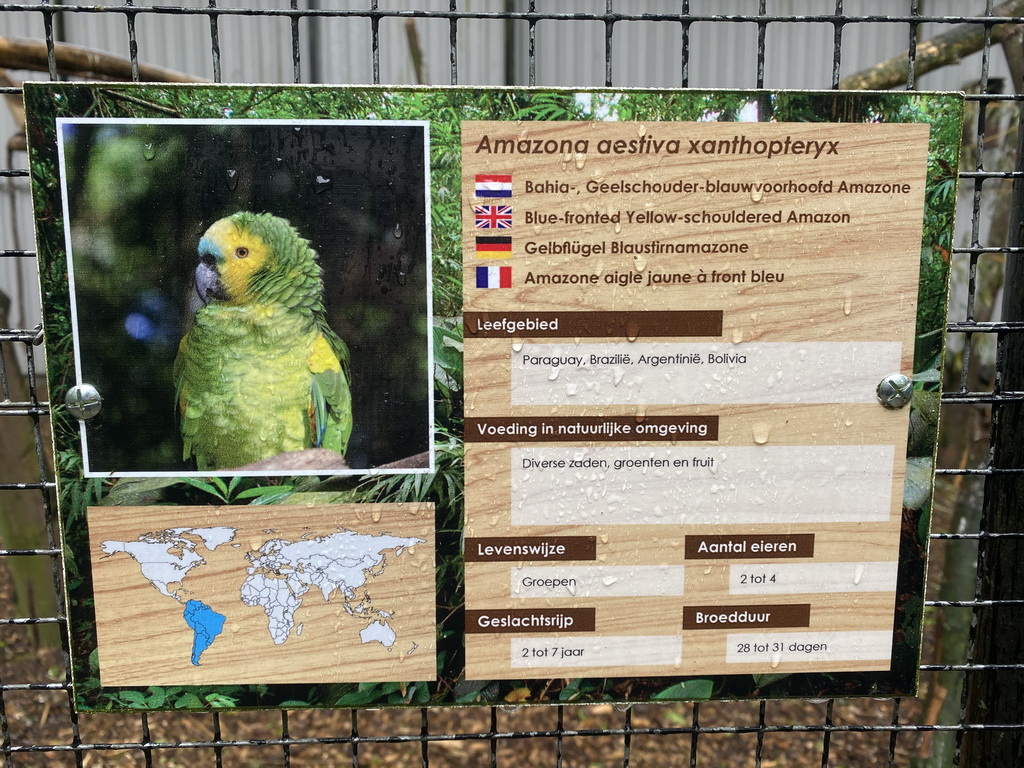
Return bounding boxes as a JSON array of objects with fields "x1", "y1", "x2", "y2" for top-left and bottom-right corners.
[
  {"x1": 23, "y1": 84, "x2": 962, "y2": 710},
  {"x1": 461, "y1": 120, "x2": 931, "y2": 680}
]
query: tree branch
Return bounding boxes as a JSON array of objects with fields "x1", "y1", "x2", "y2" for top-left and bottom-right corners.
[
  {"x1": 839, "y1": 0, "x2": 1024, "y2": 90},
  {"x1": 1000, "y1": 24, "x2": 1024, "y2": 93},
  {"x1": 0, "y1": 35, "x2": 203, "y2": 83}
]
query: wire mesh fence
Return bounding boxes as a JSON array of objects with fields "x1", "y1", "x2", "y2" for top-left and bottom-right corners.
[{"x1": 1, "y1": 1, "x2": 1023, "y2": 765}]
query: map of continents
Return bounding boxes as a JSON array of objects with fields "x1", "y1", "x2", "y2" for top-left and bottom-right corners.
[
  {"x1": 100, "y1": 527, "x2": 234, "y2": 665},
  {"x1": 93, "y1": 507, "x2": 433, "y2": 685},
  {"x1": 239, "y1": 531, "x2": 423, "y2": 646}
]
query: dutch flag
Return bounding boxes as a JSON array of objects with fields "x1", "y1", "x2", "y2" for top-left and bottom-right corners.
[
  {"x1": 476, "y1": 265, "x2": 512, "y2": 289},
  {"x1": 475, "y1": 174, "x2": 512, "y2": 198}
]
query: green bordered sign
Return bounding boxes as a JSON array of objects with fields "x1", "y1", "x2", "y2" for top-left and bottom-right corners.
[{"x1": 24, "y1": 84, "x2": 962, "y2": 711}]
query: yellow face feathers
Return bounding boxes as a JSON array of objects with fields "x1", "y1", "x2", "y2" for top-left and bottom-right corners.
[{"x1": 200, "y1": 217, "x2": 272, "y2": 304}]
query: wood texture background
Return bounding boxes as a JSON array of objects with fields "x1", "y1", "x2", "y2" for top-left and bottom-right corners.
[{"x1": 461, "y1": 120, "x2": 929, "y2": 680}]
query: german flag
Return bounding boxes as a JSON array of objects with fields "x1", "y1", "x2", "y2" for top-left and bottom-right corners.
[{"x1": 476, "y1": 236, "x2": 512, "y2": 256}]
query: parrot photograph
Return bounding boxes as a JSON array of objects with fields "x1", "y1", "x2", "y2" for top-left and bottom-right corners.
[
  {"x1": 55, "y1": 118, "x2": 432, "y2": 474},
  {"x1": 173, "y1": 212, "x2": 353, "y2": 471}
]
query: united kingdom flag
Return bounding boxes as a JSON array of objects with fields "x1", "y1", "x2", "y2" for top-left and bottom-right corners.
[{"x1": 474, "y1": 204, "x2": 513, "y2": 229}]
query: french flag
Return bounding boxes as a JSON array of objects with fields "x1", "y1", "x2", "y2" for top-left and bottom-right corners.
[
  {"x1": 476, "y1": 265, "x2": 512, "y2": 289},
  {"x1": 475, "y1": 174, "x2": 512, "y2": 198}
]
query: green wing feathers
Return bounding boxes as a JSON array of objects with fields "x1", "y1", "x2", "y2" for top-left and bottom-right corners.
[{"x1": 308, "y1": 329, "x2": 353, "y2": 456}]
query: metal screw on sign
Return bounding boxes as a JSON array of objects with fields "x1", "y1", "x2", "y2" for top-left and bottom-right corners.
[
  {"x1": 876, "y1": 374, "x2": 913, "y2": 409},
  {"x1": 65, "y1": 384, "x2": 103, "y2": 421}
]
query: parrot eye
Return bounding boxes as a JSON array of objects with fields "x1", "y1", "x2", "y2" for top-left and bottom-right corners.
[{"x1": 235, "y1": 247, "x2": 250, "y2": 259}]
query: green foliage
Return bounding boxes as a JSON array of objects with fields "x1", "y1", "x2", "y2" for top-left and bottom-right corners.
[
  {"x1": 751, "y1": 672, "x2": 791, "y2": 690},
  {"x1": 588, "y1": 90, "x2": 756, "y2": 122},
  {"x1": 651, "y1": 679, "x2": 715, "y2": 701},
  {"x1": 558, "y1": 677, "x2": 606, "y2": 702},
  {"x1": 432, "y1": 317, "x2": 464, "y2": 430},
  {"x1": 453, "y1": 679, "x2": 499, "y2": 703},
  {"x1": 904, "y1": 456, "x2": 937, "y2": 511}
]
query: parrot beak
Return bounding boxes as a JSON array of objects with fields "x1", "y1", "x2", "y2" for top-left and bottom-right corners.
[
  {"x1": 195, "y1": 238, "x2": 229, "y2": 304},
  {"x1": 194, "y1": 260, "x2": 222, "y2": 305}
]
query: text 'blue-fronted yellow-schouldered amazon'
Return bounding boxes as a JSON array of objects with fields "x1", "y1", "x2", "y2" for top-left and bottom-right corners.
[{"x1": 173, "y1": 212, "x2": 352, "y2": 471}]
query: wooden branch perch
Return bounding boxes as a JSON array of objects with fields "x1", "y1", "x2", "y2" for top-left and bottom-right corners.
[
  {"x1": 839, "y1": 0, "x2": 1024, "y2": 90},
  {"x1": 0, "y1": 35, "x2": 203, "y2": 83},
  {"x1": 234, "y1": 448, "x2": 431, "y2": 472}
]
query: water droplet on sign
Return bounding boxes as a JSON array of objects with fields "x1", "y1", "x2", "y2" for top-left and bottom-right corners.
[
  {"x1": 313, "y1": 174, "x2": 332, "y2": 193},
  {"x1": 393, "y1": 222, "x2": 403, "y2": 239},
  {"x1": 226, "y1": 169, "x2": 238, "y2": 190},
  {"x1": 637, "y1": 124, "x2": 647, "y2": 136},
  {"x1": 143, "y1": 143, "x2": 156, "y2": 161},
  {"x1": 752, "y1": 422, "x2": 771, "y2": 445}
]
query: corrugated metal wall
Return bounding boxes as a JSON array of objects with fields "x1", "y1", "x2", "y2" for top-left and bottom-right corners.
[{"x1": 0, "y1": 0, "x2": 1015, "y2": 331}]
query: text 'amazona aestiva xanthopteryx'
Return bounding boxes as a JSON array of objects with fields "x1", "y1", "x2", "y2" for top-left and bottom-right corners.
[{"x1": 173, "y1": 212, "x2": 352, "y2": 471}]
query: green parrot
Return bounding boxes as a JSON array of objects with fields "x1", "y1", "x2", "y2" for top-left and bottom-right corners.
[{"x1": 173, "y1": 212, "x2": 352, "y2": 471}]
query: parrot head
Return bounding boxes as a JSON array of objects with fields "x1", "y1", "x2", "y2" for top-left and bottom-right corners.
[{"x1": 193, "y1": 212, "x2": 322, "y2": 309}]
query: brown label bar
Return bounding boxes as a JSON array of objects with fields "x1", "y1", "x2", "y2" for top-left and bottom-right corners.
[
  {"x1": 684, "y1": 534, "x2": 816, "y2": 560},
  {"x1": 465, "y1": 608, "x2": 596, "y2": 634},
  {"x1": 683, "y1": 604, "x2": 811, "y2": 630},
  {"x1": 465, "y1": 416, "x2": 718, "y2": 443},
  {"x1": 464, "y1": 310, "x2": 723, "y2": 339},
  {"x1": 465, "y1": 536, "x2": 597, "y2": 562}
]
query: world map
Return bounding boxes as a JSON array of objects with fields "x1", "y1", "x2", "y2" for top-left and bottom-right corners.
[{"x1": 99, "y1": 526, "x2": 425, "y2": 666}]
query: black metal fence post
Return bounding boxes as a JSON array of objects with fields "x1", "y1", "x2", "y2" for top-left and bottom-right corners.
[{"x1": 964, "y1": 99, "x2": 1024, "y2": 767}]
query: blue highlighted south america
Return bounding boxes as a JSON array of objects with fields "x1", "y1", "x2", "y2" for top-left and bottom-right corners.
[
  {"x1": 100, "y1": 526, "x2": 424, "y2": 667},
  {"x1": 183, "y1": 599, "x2": 226, "y2": 665}
]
